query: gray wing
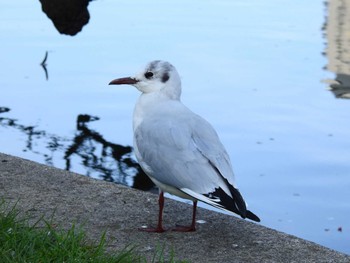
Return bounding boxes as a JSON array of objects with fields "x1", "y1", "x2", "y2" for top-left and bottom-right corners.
[
  {"x1": 134, "y1": 108, "x2": 238, "y2": 198},
  {"x1": 134, "y1": 104, "x2": 260, "y2": 222},
  {"x1": 134, "y1": 105, "x2": 260, "y2": 222}
]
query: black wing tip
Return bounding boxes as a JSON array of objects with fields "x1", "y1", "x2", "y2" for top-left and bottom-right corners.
[
  {"x1": 201, "y1": 175, "x2": 261, "y2": 222},
  {"x1": 246, "y1": 210, "x2": 261, "y2": 222}
]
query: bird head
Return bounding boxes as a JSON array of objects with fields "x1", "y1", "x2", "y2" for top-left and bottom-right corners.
[{"x1": 109, "y1": 60, "x2": 182, "y2": 99}]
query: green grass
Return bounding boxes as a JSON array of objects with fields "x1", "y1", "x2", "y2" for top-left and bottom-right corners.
[{"x1": 0, "y1": 200, "x2": 187, "y2": 263}]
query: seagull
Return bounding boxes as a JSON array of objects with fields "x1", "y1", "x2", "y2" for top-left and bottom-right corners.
[{"x1": 109, "y1": 60, "x2": 260, "y2": 232}]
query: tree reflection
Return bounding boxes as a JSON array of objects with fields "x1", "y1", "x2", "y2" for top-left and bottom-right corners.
[
  {"x1": 0, "y1": 108, "x2": 155, "y2": 191},
  {"x1": 39, "y1": 0, "x2": 91, "y2": 36}
]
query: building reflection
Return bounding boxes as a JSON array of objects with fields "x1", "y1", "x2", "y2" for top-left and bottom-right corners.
[
  {"x1": 0, "y1": 109, "x2": 155, "y2": 191},
  {"x1": 39, "y1": 0, "x2": 91, "y2": 36},
  {"x1": 323, "y1": 0, "x2": 350, "y2": 99}
]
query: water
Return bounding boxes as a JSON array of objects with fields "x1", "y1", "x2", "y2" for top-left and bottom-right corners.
[{"x1": 1, "y1": 0, "x2": 350, "y2": 254}]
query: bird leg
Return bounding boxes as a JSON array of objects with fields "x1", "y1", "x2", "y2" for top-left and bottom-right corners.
[
  {"x1": 139, "y1": 191, "x2": 166, "y2": 233},
  {"x1": 172, "y1": 200, "x2": 197, "y2": 232}
]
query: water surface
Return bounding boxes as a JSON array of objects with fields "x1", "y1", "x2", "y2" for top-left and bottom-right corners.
[{"x1": 0, "y1": 0, "x2": 349, "y2": 254}]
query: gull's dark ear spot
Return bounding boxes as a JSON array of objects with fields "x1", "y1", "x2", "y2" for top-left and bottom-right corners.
[{"x1": 161, "y1": 72, "x2": 170, "y2": 83}]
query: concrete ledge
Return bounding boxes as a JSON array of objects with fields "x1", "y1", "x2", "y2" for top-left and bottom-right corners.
[{"x1": 0, "y1": 152, "x2": 349, "y2": 262}]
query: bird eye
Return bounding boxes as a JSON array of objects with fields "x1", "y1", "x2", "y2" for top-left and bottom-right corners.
[{"x1": 144, "y1": 72, "x2": 154, "y2": 79}]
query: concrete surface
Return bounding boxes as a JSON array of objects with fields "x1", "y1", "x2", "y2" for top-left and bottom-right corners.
[{"x1": 0, "y1": 152, "x2": 349, "y2": 262}]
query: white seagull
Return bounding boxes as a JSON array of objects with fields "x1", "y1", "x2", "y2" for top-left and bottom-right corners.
[{"x1": 109, "y1": 60, "x2": 260, "y2": 232}]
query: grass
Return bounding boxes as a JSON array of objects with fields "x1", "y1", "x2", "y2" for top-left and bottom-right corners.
[{"x1": 0, "y1": 200, "x2": 187, "y2": 263}]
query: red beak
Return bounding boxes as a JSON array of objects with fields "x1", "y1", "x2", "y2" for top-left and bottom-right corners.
[{"x1": 109, "y1": 77, "x2": 138, "y2": 85}]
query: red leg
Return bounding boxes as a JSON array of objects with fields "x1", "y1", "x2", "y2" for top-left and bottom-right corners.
[
  {"x1": 139, "y1": 191, "x2": 166, "y2": 233},
  {"x1": 172, "y1": 200, "x2": 197, "y2": 232}
]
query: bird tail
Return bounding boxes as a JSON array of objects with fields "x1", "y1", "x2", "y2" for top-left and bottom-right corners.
[
  {"x1": 246, "y1": 210, "x2": 260, "y2": 222},
  {"x1": 223, "y1": 178, "x2": 261, "y2": 222},
  {"x1": 181, "y1": 181, "x2": 261, "y2": 222}
]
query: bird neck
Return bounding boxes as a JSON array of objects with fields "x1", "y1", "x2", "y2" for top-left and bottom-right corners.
[
  {"x1": 132, "y1": 92, "x2": 180, "y2": 131},
  {"x1": 162, "y1": 81, "x2": 182, "y2": 100}
]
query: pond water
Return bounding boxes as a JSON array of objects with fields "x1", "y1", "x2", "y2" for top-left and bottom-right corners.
[{"x1": 1, "y1": 0, "x2": 350, "y2": 255}]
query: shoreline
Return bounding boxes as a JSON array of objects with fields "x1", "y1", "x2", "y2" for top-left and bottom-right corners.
[{"x1": 1, "y1": 152, "x2": 349, "y2": 262}]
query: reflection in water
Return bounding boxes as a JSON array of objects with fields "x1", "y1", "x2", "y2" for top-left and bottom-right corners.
[
  {"x1": 329, "y1": 74, "x2": 350, "y2": 98},
  {"x1": 40, "y1": 51, "x2": 49, "y2": 80},
  {"x1": 323, "y1": 0, "x2": 350, "y2": 99},
  {"x1": 0, "y1": 108, "x2": 48, "y2": 155},
  {"x1": 0, "y1": 107, "x2": 10, "y2": 114},
  {"x1": 39, "y1": 0, "x2": 91, "y2": 36},
  {"x1": 0, "y1": 108, "x2": 155, "y2": 191}
]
